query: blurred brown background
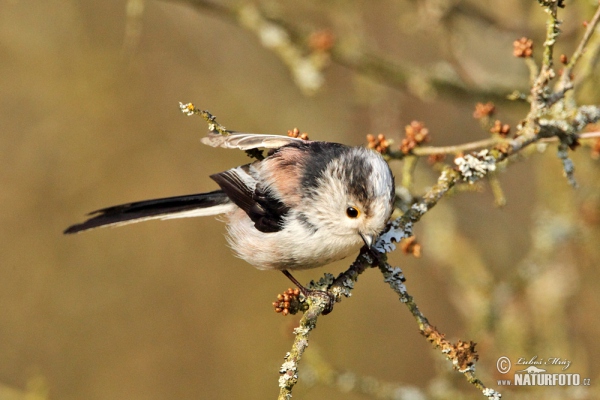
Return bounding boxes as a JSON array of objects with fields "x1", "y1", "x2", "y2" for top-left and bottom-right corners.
[{"x1": 1, "y1": 0, "x2": 600, "y2": 399}]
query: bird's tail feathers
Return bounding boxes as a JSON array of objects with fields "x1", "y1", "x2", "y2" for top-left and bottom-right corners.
[{"x1": 64, "y1": 190, "x2": 233, "y2": 234}]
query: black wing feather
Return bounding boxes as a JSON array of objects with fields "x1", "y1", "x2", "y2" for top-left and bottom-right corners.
[
  {"x1": 210, "y1": 169, "x2": 289, "y2": 233},
  {"x1": 209, "y1": 170, "x2": 256, "y2": 214}
]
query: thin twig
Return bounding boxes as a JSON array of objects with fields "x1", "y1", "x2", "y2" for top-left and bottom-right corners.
[
  {"x1": 400, "y1": 155, "x2": 418, "y2": 189},
  {"x1": 181, "y1": 102, "x2": 266, "y2": 160},
  {"x1": 525, "y1": 57, "x2": 540, "y2": 85},
  {"x1": 529, "y1": 2, "x2": 560, "y2": 119},
  {"x1": 573, "y1": 25, "x2": 600, "y2": 87},
  {"x1": 557, "y1": 2, "x2": 600, "y2": 92},
  {"x1": 410, "y1": 137, "x2": 503, "y2": 156},
  {"x1": 379, "y1": 260, "x2": 498, "y2": 398},
  {"x1": 388, "y1": 131, "x2": 600, "y2": 159}
]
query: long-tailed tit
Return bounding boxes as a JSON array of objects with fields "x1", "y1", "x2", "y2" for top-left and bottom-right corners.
[{"x1": 65, "y1": 132, "x2": 395, "y2": 297}]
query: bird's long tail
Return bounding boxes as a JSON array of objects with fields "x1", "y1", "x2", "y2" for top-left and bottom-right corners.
[{"x1": 64, "y1": 190, "x2": 233, "y2": 234}]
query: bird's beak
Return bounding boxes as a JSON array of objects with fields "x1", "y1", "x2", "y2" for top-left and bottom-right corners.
[{"x1": 359, "y1": 232, "x2": 375, "y2": 248}]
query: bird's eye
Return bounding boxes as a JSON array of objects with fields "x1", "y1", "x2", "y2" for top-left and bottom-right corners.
[{"x1": 346, "y1": 207, "x2": 360, "y2": 218}]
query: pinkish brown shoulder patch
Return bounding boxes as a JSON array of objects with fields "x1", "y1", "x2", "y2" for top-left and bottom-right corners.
[{"x1": 260, "y1": 146, "x2": 306, "y2": 207}]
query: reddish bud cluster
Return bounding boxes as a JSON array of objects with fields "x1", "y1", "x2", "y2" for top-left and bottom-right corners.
[
  {"x1": 400, "y1": 121, "x2": 430, "y2": 154},
  {"x1": 558, "y1": 68, "x2": 575, "y2": 81},
  {"x1": 400, "y1": 236, "x2": 422, "y2": 258},
  {"x1": 422, "y1": 326, "x2": 479, "y2": 371},
  {"x1": 490, "y1": 120, "x2": 511, "y2": 137},
  {"x1": 560, "y1": 54, "x2": 568, "y2": 65},
  {"x1": 287, "y1": 128, "x2": 309, "y2": 141},
  {"x1": 308, "y1": 30, "x2": 335, "y2": 52},
  {"x1": 473, "y1": 102, "x2": 496, "y2": 119},
  {"x1": 273, "y1": 288, "x2": 301, "y2": 316},
  {"x1": 428, "y1": 153, "x2": 446, "y2": 164},
  {"x1": 513, "y1": 37, "x2": 533, "y2": 58},
  {"x1": 366, "y1": 133, "x2": 390, "y2": 154}
]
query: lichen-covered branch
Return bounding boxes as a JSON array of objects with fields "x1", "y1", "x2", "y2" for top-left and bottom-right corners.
[
  {"x1": 277, "y1": 299, "x2": 327, "y2": 400},
  {"x1": 528, "y1": 2, "x2": 560, "y2": 120},
  {"x1": 179, "y1": 102, "x2": 230, "y2": 135},
  {"x1": 378, "y1": 260, "x2": 501, "y2": 400},
  {"x1": 179, "y1": 102, "x2": 265, "y2": 160},
  {"x1": 277, "y1": 250, "x2": 378, "y2": 398}
]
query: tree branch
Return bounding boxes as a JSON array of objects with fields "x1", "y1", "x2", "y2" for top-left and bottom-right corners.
[
  {"x1": 557, "y1": 2, "x2": 600, "y2": 93},
  {"x1": 165, "y1": 0, "x2": 518, "y2": 101}
]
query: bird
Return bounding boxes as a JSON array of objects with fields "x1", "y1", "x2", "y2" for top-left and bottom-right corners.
[{"x1": 65, "y1": 132, "x2": 396, "y2": 299}]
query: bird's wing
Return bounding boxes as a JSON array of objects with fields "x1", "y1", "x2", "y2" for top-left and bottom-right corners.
[
  {"x1": 210, "y1": 165, "x2": 289, "y2": 233},
  {"x1": 201, "y1": 132, "x2": 305, "y2": 150}
]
